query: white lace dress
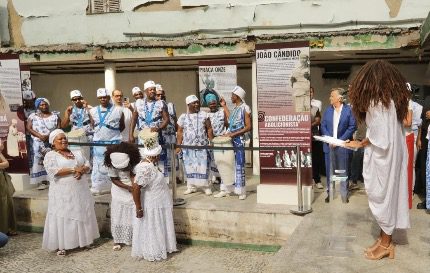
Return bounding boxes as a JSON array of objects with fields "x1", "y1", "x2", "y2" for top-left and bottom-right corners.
[
  {"x1": 131, "y1": 162, "x2": 177, "y2": 261},
  {"x1": 108, "y1": 168, "x2": 134, "y2": 245},
  {"x1": 42, "y1": 150, "x2": 100, "y2": 251}
]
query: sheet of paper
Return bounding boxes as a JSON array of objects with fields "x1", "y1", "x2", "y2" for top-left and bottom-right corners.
[{"x1": 313, "y1": 135, "x2": 358, "y2": 151}]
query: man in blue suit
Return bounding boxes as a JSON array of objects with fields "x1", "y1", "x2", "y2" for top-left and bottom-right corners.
[{"x1": 321, "y1": 88, "x2": 357, "y2": 203}]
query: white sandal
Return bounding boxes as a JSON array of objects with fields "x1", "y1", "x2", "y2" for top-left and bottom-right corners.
[
  {"x1": 112, "y1": 244, "x2": 122, "y2": 251},
  {"x1": 56, "y1": 250, "x2": 66, "y2": 256}
]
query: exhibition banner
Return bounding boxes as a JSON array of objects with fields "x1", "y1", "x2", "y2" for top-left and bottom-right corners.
[
  {"x1": 256, "y1": 41, "x2": 312, "y2": 185},
  {"x1": 198, "y1": 60, "x2": 237, "y2": 110},
  {"x1": 0, "y1": 53, "x2": 29, "y2": 173}
]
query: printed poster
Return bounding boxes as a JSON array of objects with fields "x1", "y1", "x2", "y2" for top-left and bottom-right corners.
[
  {"x1": 256, "y1": 42, "x2": 312, "y2": 185},
  {"x1": 0, "y1": 54, "x2": 29, "y2": 173},
  {"x1": 198, "y1": 60, "x2": 237, "y2": 110}
]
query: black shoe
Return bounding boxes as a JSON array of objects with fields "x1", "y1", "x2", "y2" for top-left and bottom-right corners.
[
  {"x1": 417, "y1": 202, "x2": 427, "y2": 209},
  {"x1": 341, "y1": 196, "x2": 349, "y2": 203},
  {"x1": 325, "y1": 196, "x2": 330, "y2": 203}
]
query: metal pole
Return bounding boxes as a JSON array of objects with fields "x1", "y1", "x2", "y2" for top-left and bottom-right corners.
[
  {"x1": 171, "y1": 143, "x2": 185, "y2": 206},
  {"x1": 290, "y1": 145, "x2": 312, "y2": 215}
]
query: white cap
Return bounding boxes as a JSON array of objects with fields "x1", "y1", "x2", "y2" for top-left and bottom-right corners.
[
  {"x1": 185, "y1": 95, "x2": 199, "y2": 105},
  {"x1": 70, "y1": 90, "x2": 82, "y2": 99},
  {"x1": 156, "y1": 84, "x2": 164, "y2": 91},
  {"x1": 232, "y1": 86, "x2": 246, "y2": 101},
  {"x1": 96, "y1": 88, "x2": 109, "y2": 98},
  {"x1": 49, "y1": 129, "x2": 66, "y2": 145},
  {"x1": 131, "y1": 86, "x2": 142, "y2": 95},
  {"x1": 143, "y1": 81, "x2": 156, "y2": 90},
  {"x1": 110, "y1": 152, "x2": 130, "y2": 169},
  {"x1": 22, "y1": 90, "x2": 36, "y2": 100}
]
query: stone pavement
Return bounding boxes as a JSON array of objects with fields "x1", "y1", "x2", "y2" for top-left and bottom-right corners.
[
  {"x1": 2, "y1": 183, "x2": 429, "y2": 273},
  {"x1": 266, "y1": 184, "x2": 430, "y2": 273}
]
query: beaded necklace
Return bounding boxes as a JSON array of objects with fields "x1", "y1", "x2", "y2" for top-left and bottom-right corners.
[
  {"x1": 144, "y1": 98, "x2": 156, "y2": 126},
  {"x1": 229, "y1": 102, "x2": 243, "y2": 132}
]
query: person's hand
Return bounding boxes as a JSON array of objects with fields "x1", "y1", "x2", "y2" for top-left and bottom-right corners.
[
  {"x1": 344, "y1": 140, "x2": 363, "y2": 149},
  {"x1": 127, "y1": 185, "x2": 133, "y2": 193},
  {"x1": 129, "y1": 136, "x2": 135, "y2": 143},
  {"x1": 150, "y1": 127, "x2": 159, "y2": 133},
  {"x1": 220, "y1": 97, "x2": 226, "y2": 107},
  {"x1": 136, "y1": 208, "x2": 144, "y2": 218},
  {"x1": 40, "y1": 134, "x2": 49, "y2": 142},
  {"x1": 223, "y1": 132, "x2": 232, "y2": 138},
  {"x1": 73, "y1": 169, "x2": 82, "y2": 180},
  {"x1": 123, "y1": 100, "x2": 131, "y2": 109},
  {"x1": 417, "y1": 139, "x2": 422, "y2": 150},
  {"x1": 175, "y1": 147, "x2": 181, "y2": 154},
  {"x1": 66, "y1": 106, "x2": 73, "y2": 116}
]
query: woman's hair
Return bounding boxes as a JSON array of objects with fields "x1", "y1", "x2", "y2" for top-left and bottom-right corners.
[
  {"x1": 348, "y1": 60, "x2": 410, "y2": 124},
  {"x1": 103, "y1": 142, "x2": 141, "y2": 171}
]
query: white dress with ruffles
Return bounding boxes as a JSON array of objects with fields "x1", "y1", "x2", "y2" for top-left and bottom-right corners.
[
  {"x1": 131, "y1": 161, "x2": 177, "y2": 261},
  {"x1": 42, "y1": 150, "x2": 100, "y2": 251}
]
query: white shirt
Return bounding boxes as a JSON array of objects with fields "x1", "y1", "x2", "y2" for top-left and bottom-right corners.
[
  {"x1": 121, "y1": 106, "x2": 133, "y2": 142},
  {"x1": 333, "y1": 104, "x2": 343, "y2": 139},
  {"x1": 311, "y1": 99, "x2": 322, "y2": 111}
]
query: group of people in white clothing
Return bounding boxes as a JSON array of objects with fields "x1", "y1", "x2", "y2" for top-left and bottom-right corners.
[{"x1": 41, "y1": 128, "x2": 176, "y2": 260}]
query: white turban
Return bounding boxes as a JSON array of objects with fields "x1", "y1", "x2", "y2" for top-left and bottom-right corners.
[
  {"x1": 110, "y1": 152, "x2": 130, "y2": 169},
  {"x1": 131, "y1": 86, "x2": 142, "y2": 95},
  {"x1": 96, "y1": 88, "x2": 109, "y2": 98},
  {"x1": 144, "y1": 81, "x2": 156, "y2": 90},
  {"x1": 156, "y1": 84, "x2": 164, "y2": 91},
  {"x1": 22, "y1": 90, "x2": 36, "y2": 100},
  {"x1": 49, "y1": 129, "x2": 66, "y2": 145},
  {"x1": 185, "y1": 95, "x2": 199, "y2": 105},
  {"x1": 70, "y1": 90, "x2": 82, "y2": 99},
  {"x1": 232, "y1": 86, "x2": 246, "y2": 101}
]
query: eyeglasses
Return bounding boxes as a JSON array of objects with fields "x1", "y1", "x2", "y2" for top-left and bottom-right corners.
[{"x1": 71, "y1": 97, "x2": 83, "y2": 102}]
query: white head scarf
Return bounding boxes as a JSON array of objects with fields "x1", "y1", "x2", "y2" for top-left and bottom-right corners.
[
  {"x1": 131, "y1": 86, "x2": 142, "y2": 95},
  {"x1": 156, "y1": 84, "x2": 164, "y2": 91},
  {"x1": 110, "y1": 152, "x2": 130, "y2": 169},
  {"x1": 144, "y1": 81, "x2": 156, "y2": 90},
  {"x1": 70, "y1": 90, "x2": 82, "y2": 99},
  {"x1": 49, "y1": 129, "x2": 66, "y2": 145},
  {"x1": 232, "y1": 86, "x2": 246, "y2": 101},
  {"x1": 185, "y1": 95, "x2": 199, "y2": 105},
  {"x1": 96, "y1": 88, "x2": 109, "y2": 98}
]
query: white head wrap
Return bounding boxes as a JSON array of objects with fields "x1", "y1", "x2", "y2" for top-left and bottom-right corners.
[
  {"x1": 70, "y1": 90, "x2": 82, "y2": 99},
  {"x1": 22, "y1": 90, "x2": 36, "y2": 100},
  {"x1": 96, "y1": 88, "x2": 109, "y2": 98},
  {"x1": 143, "y1": 81, "x2": 156, "y2": 90},
  {"x1": 185, "y1": 95, "x2": 199, "y2": 105},
  {"x1": 232, "y1": 86, "x2": 246, "y2": 101},
  {"x1": 110, "y1": 152, "x2": 130, "y2": 169},
  {"x1": 131, "y1": 86, "x2": 142, "y2": 95},
  {"x1": 49, "y1": 129, "x2": 66, "y2": 145},
  {"x1": 156, "y1": 84, "x2": 164, "y2": 91}
]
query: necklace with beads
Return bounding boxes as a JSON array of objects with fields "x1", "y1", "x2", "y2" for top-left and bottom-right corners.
[{"x1": 56, "y1": 149, "x2": 75, "y2": 160}]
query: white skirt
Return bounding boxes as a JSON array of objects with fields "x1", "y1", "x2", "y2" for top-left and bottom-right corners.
[
  {"x1": 42, "y1": 214, "x2": 99, "y2": 251},
  {"x1": 111, "y1": 186, "x2": 134, "y2": 245},
  {"x1": 131, "y1": 207, "x2": 177, "y2": 261}
]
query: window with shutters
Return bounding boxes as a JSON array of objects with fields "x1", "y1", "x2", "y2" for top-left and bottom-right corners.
[{"x1": 88, "y1": 0, "x2": 121, "y2": 14}]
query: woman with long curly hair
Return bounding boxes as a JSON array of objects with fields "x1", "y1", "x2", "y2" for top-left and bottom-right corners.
[
  {"x1": 346, "y1": 60, "x2": 410, "y2": 260},
  {"x1": 104, "y1": 142, "x2": 141, "y2": 251}
]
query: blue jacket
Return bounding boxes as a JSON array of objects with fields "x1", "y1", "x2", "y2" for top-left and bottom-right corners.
[{"x1": 321, "y1": 104, "x2": 357, "y2": 153}]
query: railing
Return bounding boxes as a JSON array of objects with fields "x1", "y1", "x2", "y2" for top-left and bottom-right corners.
[{"x1": 68, "y1": 141, "x2": 313, "y2": 215}]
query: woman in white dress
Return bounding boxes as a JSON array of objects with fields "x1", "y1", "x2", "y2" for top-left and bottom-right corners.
[
  {"x1": 104, "y1": 142, "x2": 141, "y2": 251},
  {"x1": 132, "y1": 130, "x2": 177, "y2": 261},
  {"x1": 346, "y1": 60, "x2": 410, "y2": 260},
  {"x1": 42, "y1": 129, "x2": 99, "y2": 256}
]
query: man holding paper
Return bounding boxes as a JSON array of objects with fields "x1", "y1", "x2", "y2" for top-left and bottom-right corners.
[{"x1": 321, "y1": 88, "x2": 356, "y2": 203}]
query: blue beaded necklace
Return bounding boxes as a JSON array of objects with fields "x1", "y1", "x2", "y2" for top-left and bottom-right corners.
[{"x1": 144, "y1": 98, "x2": 156, "y2": 126}]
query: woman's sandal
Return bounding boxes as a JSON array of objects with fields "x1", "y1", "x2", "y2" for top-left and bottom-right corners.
[
  {"x1": 364, "y1": 238, "x2": 381, "y2": 253},
  {"x1": 56, "y1": 250, "x2": 66, "y2": 256},
  {"x1": 364, "y1": 243, "x2": 395, "y2": 260},
  {"x1": 112, "y1": 244, "x2": 122, "y2": 251}
]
